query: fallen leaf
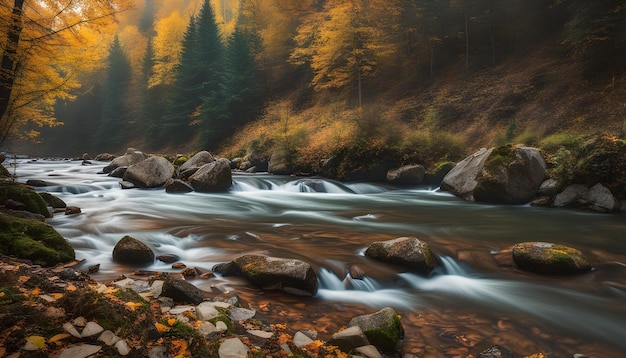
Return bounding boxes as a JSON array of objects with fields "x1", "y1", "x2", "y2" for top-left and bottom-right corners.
[
  {"x1": 48, "y1": 333, "x2": 71, "y2": 343},
  {"x1": 170, "y1": 339, "x2": 188, "y2": 356},
  {"x1": 50, "y1": 293, "x2": 64, "y2": 300},
  {"x1": 18, "y1": 275, "x2": 30, "y2": 282},
  {"x1": 125, "y1": 302, "x2": 143, "y2": 311},
  {"x1": 168, "y1": 318, "x2": 177, "y2": 326},
  {"x1": 155, "y1": 322, "x2": 170, "y2": 333},
  {"x1": 0, "y1": 292, "x2": 5, "y2": 298},
  {"x1": 26, "y1": 335, "x2": 46, "y2": 349},
  {"x1": 31, "y1": 287, "x2": 41, "y2": 296},
  {"x1": 66, "y1": 284, "x2": 77, "y2": 292}
]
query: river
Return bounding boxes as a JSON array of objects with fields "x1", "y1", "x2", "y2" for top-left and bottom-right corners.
[{"x1": 7, "y1": 158, "x2": 626, "y2": 357}]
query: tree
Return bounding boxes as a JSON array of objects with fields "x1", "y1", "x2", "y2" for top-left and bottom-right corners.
[
  {"x1": 96, "y1": 36, "x2": 132, "y2": 150},
  {"x1": 0, "y1": 0, "x2": 131, "y2": 147},
  {"x1": 290, "y1": 0, "x2": 400, "y2": 107}
]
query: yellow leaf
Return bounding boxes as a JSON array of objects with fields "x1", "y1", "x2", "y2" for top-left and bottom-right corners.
[
  {"x1": 19, "y1": 275, "x2": 31, "y2": 282},
  {"x1": 168, "y1": 318, "x2": 177, "y2": 326},
  {"x1": 66, "y1": 284, "x2": 77, "y2": 292},
  {"x1": 0, "y1": 292, "x2": 5, "y2": 298},
  {"x1": 50, "y1": 293, "x2": 64, "y2": 300},
  {"x1": 26, "y1": 336, "x2": 46, "y2": 349},
  {"x1": 103, "y1": 287, "x2": 119, "y2": 294},
  {"x1": 48, "y1": 333, "x2": 71, "y2": 343},
  {"x1": 155, "y1": 322, "x2": 170, "y2": 333},
  {"x1": 31, "y1": 287, "x2": 41, "y2": 296},
  {"x1": 170, "y1": 339, "x2": 188, "y2": 356},
  {"x1": 125, "y1": 302, "x2": 143, "y2": 311}
]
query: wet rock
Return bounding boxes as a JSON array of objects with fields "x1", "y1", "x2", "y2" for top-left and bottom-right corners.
[
  {"x1": 179, "y1": 151, "x2": 215, "y2": 179},
  {"x1": 386, "y1": 164, "x2": 425, "y2": 185},
  {"x1": 65, "y1": 206, "x2": 81, "y2": 215},
  {"x1": 327, "y1": 325, "x2": 370, "y2": 353},
  {"x1": 109, "y1": 166, "x2": 127, "y2": 178},
  {"x1": 348, "y1": 307, "x2": 404, "y2": 352},
  {"x1": 538, "y1": 178, "x2": 559, "y2": 196},
  {"x1": 102, "y1": 148, "x2": 148, "y2": 174},
  {"x1": 512, "y1": 242, "x2": 591, "y2": 275},
  {"x1": 0, "y1": 182, "x2": 51, "y2": 217},
  {"x1": 120, "y1": 180, "x2": 135, "y2": 189},
  {"x1": 218, "y1": 337, "x2": 249, "y2": 358},
  {"x1": 157, "y1": 254, "x2": 180, "y2": 263},
  {"x1": 26, "y1": 179, "x2": 49, "y2": 187},
  {"x1": 161, "y1": 275, "x2": 205, "y2": 304},
  {"x1": 95, "y1": 153, "x2": 115, "y2": 161},
  {"x1": 442, "y1": 146, "x2": 547, "y2": 204},
  {"x1": 123, "y1": 156, "x2": 175, "y2": 188},
  {"x1": 189, "y1": 158, "x2": 233, "y2": 192},
  {"x1": 476, "y1": 344, "x2": 512, "y2": 357},
  {"x1": 112, "y1": 236, "x2": 155, "y2": 265},
  {"x1": 423, "y1": 161, "x2": 455, "y2": 186},
  {"x1": 39, "y1": 192, "x2": 66, "y2": 209},
  {"x1": 165, "y1": 178, "x2": 194, "y2": 193},
  {"x1": 215, "y1": 254, "x2": 318, "y2": 296},
  {"x1": 364, "y1": 236, "x2": 436, "y2": 274}
]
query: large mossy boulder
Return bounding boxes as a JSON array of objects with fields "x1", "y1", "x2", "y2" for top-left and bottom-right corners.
[
  {"x1": 0, "y1": 182, "x2": 51, "y2": 218},
  {"x1": 189, "y1": 158, "x2": 233, "y2": 192},
  {"x1": 511, "y1": 242, "x2": 591, "y2": 275},
  {"x1": 442, "y1": 146, "x2": 547, "y2": 204},
  {"x1": 364, "y1": 237, "x2": 436, "y2": 275},
  {"x1": 348, "y1": 307, "x2": 404, "y2": 352},
  {"x1": 0, "y1": 211, "x2": 75, "y2": 266},
  {"x1": 122, "y1": 156, "x2": 174, "y2": 188},
  {"x1": 112, "y1": 236, "x2": 155, "y2": 266},
  {"x1": 214, "y1": 254, "x2": 318, "y2": 296},
  {"x1": 572, "y1": 134, "x2": 626, "y2": 199}
]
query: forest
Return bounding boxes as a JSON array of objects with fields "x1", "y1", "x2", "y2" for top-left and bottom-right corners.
[{"x1": 1, "y1": 0, "x2": 625, "y2": 171}]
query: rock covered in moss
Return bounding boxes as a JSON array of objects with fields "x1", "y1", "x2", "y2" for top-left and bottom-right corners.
[
  {"x1": 112, "y1": 236, "x2": 154, "y2": 265},
  {"x1": 214, "y1": 254, "x2": 318, "y2": 296},
  {"x1": 0, "y1": 210, "x2": 75, "y2": 266},
  {"x1": 512, "y1": 242, "x2": 591, "y2": 275},
  {"x1": 0, "y1": 182, "x2": 51, "y2": 218},
  {"x1": 364, "y1": 237, "x2": 436, "y2": 274},
  {"x1": 38, "y1": 192, "x2": 66, "y2": 209},
  {"x1": 348, "y1": 307, "x2": 404, "y2": 352}
]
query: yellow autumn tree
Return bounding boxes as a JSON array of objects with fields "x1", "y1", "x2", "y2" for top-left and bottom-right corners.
[
  {"x1": 149, "y1": 10, "x2": 187, "y2": 88},
  {"x1": 0, "y1": 0, "x2": 132, "y2": 146},
  {"x1": 290, "y1": 0, "x2": 401, "y2": 107}
]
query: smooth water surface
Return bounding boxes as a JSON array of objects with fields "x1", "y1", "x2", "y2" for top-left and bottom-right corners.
[{"x1": 7, "y1": 158, "x2": 626, "y2": 357}]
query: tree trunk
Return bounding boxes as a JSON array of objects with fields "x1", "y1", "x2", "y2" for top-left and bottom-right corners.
[{"x1": 0, "y1": 0, "x2": 25, "y2": 143}]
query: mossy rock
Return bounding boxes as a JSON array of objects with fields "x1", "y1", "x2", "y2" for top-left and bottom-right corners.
[
  {"x1": 512, "y1": 242, "x2": 591, "y2": 275},
  {"x1": 574, "y1": 135, "x2": 626, "y2": 199},
  {"x1": 0, "y1": 211, "x2": 75, "y2": 266},
  {"x1": 349, "y1": 307, "x2": 404, "y2": 352},
  {"x1": 0, "y1": 164, "x2": 10, "y2": 178},
  {"x1": 0, "y1": 182, "x2": 51, "y2": 218},
  {"x1": 364, "y1": 237, "x2": 436, "y2": 275}
]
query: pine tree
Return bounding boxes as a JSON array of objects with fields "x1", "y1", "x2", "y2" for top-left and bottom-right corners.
[{"x1": 96, "y1": 35, "x2": 132, "y2": 151}]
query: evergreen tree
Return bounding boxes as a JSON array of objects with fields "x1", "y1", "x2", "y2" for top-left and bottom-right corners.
[
  {"x1": 140, "y1": 41, "x2": 164, "y2": 150},
  {"x1": 96, "y1": 35, "x2": 132, "y2": 151}
]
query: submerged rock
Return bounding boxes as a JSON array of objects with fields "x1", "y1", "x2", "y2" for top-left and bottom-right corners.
[
  {"x1": 512, "y1": 242, "x2": 591, "y2": 275},
  {"x1": 364, "y1": 236, "x2": 436, "y2": 274},
  {"x1": 112, "y1": 236, "x2": 155, "y2": 266},
  {"x1": 215, "y1": 254, "x2": 318, "y2": 296}
]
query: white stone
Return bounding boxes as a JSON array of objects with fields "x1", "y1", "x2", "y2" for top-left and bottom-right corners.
[
  {"x1": 229, "y1": 307, "x2": 255, "y2": 321},
  {"x1": 59, "y1": 344, "x2": 102, "y2": 358},
  {"x1": 355, "y1": 345, "x2": 383, "y2": 358},
  {"x1": 293, "y1": 331, "x2": 314, "y2": 348},
  {"x1": 81, "y1": 321, "x2": 104, "y2": 337},
  {"x1": 218, "y1": 338, "x2": 249, "y2": 358},
  {"x1": 72, "y1": 316, "x2": 87, "y2": 327},
  {"x1": 196, "y1": 302, "x2": 220, "y2": 321},
  {"x1": 63, "y1": 322, "x2": 82, "y2": 338},
  {"x1": 198, "y1": 322, "x2": 217, "y2": 336},
  {"x1": 150, "y1": 280, "x2": 164, "y2": 297},
  {"x1": 215, "y1": 321, "x2": 228, "y2": 332},
  {"x1": 98, "y1": 330, "x2": 120, "y2": 346},
  {"x1": 113, "y1": 278, "x2": 135, "y2": 288},
  {"x1": 115, "y1": 339, "x2": 131, "y2": 356},
  {"x1": 247, "y1": 329, "x2": 273, "y2": 339},
  {"x1": 169, "y1": 305, "x2": 195, "y2": 315},
  {"x1": 39, "y1": 294, "x2": 56, "y2": 303}
]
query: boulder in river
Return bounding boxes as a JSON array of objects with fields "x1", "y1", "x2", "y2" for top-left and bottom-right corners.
[
  {"x1": 112, "y1": 236, "x2": 155, "y2": 266},
  {"x1": 348, "y1": 307, "x2": 404, "y2": 352},
  {"x1": 164, "y1": 179, "x2": 194, "y2": 193},
  {"x1": 161, "y1": 275, "x2": 206, "y2": 305},
  {"x1": 189, "y1": 158, "x2": 232, "y2": 192},
  {"x1": 214, "y1": 254, "x2": 318, "y2": 296},
  {"x1": 553, "y1": 183, "x2": 619, "y2": 213},
  {"x1": 39, "y1": 192, "x2": 67, "y2": 209},
  {"x1": 179, "y1": 151, "x2": 215, "y2": 179},
  {"x1": 122, "y1": 156, "x2": 174, "y2": 188},
  {"x1": 364, "y1": 237, "x2": 436, "y2": 274},
  {"x1": 512, "y1": 242, "x2": 591, "y2": 275},
  {"x1": 101, "y1": 148, "x2": 148, "y2": 174},
  {"x1": 441, "y1": 145, "x2": 547, "y2": 204}
]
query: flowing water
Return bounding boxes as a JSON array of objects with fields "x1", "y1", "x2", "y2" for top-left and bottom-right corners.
[{"x1": 6, "y1": 159, "x2": 626, "y2": 357}]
